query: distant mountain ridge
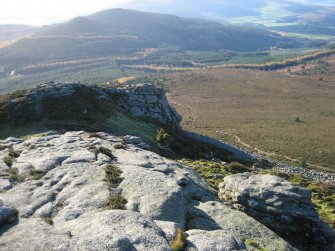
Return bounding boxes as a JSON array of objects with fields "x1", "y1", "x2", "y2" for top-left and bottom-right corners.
[
  {"x1": 35, "y1": 8, "x2": 284, "y2": 51},
  {"x1": 0, "y1": 8, "x2": 297, "y2": 67},
  {"x1": 117, "y1": 0, "x2": 335, "y2": 30}
]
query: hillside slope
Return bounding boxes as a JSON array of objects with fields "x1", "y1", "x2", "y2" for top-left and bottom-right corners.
[{"x1": 0, "y1": 9, "x2": 294, "y2": 66}]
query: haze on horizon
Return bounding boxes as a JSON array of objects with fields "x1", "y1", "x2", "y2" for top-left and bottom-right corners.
[
  {"x1": 0, "y1": 0, "x2": 129, "y2": 26},
  {"x1": 0, "y1": 0, "x2": 335, "y2": 26}
]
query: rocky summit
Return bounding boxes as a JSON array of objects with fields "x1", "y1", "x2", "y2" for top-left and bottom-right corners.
[
  {"x1": 0, "y1": 82, "x2": 182, "y2": 129},
  {"x1": 0, "y1": 131, "x2": 292, "y2": 251},
  {"x1": 0, "y1": 82, "x2": 334, "y2": 251}
]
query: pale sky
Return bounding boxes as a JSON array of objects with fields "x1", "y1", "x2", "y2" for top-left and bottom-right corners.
[
  {"x1": 0, "y1": 0, "x2": 130, "y2": 26},
  {"x1": 1, "y1": 0, "x2": 334, "y2": 26}
]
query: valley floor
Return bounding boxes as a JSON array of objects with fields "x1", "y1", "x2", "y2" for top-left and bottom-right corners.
[{"x1": 162, "y1": 61, "x2": 335, "y2": 171}]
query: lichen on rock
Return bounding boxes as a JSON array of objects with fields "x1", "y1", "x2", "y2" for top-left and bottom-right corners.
[{"x1": 0, "y1": 131, "x2": 294, "y2": 250}]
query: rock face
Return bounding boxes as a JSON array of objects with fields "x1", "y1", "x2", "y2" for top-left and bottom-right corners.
[
  {"x1": 0, "y1": 82, "x2": 182, "y2": 129},
  {"x1": 0, "y1": 131, "x2": 292, "y2": 250},
  {"x1": 219, "y1": 173, "x2": 335, "y2": 250},
  {"x1": 113, "y1": 84, "x2": 182, "y2": 129}
]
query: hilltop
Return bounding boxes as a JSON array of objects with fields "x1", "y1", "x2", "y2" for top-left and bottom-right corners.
[{"x1": 0, "y1": 82, "x2": 334, "y2": 250}]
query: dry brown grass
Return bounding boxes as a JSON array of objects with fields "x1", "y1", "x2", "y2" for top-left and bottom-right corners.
[
  {"x1": 162, "y1": 63, "x2": 335, "y2": 170},
  {"x1": 171, "y1": 229, "x2": 186, "y2": 251}
]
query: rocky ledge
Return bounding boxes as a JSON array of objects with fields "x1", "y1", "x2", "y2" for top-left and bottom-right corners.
[
  {"x1": 0, "y1": 131, "x2": 295, "y2": 250},
  {"x1": 0, "y1": 82, "x2": 182, "y2": 129}
]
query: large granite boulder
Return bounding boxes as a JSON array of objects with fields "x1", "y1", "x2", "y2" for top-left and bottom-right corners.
[
  {"x1": 219, "y1": 173, "x2": 335, "y2": 250},
  {"x1": 0, "y1": 132, "x2": 293, "y2": 250},
  {"x1": 187, "y1": 200, "x2": 293, "y2": 251}
]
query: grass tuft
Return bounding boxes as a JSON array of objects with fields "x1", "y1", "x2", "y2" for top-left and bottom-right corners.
[
  {"x1": 225, "y1": 162, "x2": 250, "y2": 174},
  {"x1": 9, "y1": 168, "x2": 24, "y2": 182},
  {"x1": 171, "y1": 228, "x2": 186, "y2": 251},
  {"x1": 104, "y1": 195, "x2": 127, "y2": 210},
  {"x1": 156, "y1": 128, "x2": 173, "y2": 146},
  {"x1": 29, "y1": 170, "x2": 46, "y2": 180},
  {"x1": 245, "y1": 239, "x2": 266, "y2": 251},
  {"x1": 3, "y1": 155, "x2": 13, "y2": 167},
  {"x1": 42, "y1": 217, "x2": 54, "y2": 225},
  {"x1": 104, "y1": 164, "x2": 124, "y2": 188},
  {"x1": 182, "y1": 159, "x2": 251, "y2": 190},
  {"x1": 98, "y1": 146, "x2": 116, "y2": 160},
  {"x1": 113, "y1": 143, "x2": 128, "y2": 150}
]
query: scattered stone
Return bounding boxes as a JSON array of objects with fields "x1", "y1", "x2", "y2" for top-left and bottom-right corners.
[
  {"x1": 176, "y1": 177, "x2": 189, "y2": 187},
  {"x1": 123, "y1": 135, "x2": 144, "y2": 145},
  {"x1": 0, "y1": 179, "x2": 12, "y2": 191}
]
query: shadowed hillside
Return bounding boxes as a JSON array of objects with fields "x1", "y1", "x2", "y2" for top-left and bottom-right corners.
[{"x1": 0, "y1": 8, "x2": 296, "y2": 67}]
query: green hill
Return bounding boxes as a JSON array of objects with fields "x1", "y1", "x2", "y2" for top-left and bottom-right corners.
[{"x1": 0, "y1": 8, "x2": 295, "y2": 66}]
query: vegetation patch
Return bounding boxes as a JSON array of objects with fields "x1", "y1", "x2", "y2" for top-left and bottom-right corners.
[
  {"x1": 104, "y1": 165, "x2": 124, "y2": 188},
  {"x1": 29, "y1": 170, "x2": 47, "y2": 180},
  {"x1": 171, "y1": 228, "x2": 186, "y2": 251},
  {"x1": 156, "y1": 128, "x2": 173, "y2": 146},
  {"x1": 307, "y1": 183, "x2": 335, "y2": 229},
  {"x1": 104, "y1": 195, "x2": 127, "y2": 210},
  {"x1": 113, "y1": 143, "x2": 128, "y2": 150},
  {"x1": 87, "y1": 144, "x2": 98, "y2": 152},
  {"x1": 9, "y1": 168, "x2": 24, "y2": 182},
  {"x1": 3, "y1": 147, "x2": 21, "y2": 168},
  {"x1": 245, "y1": 239, "x2": 266, "y2": 251},
  {"x1": 7, "y1": 147, "x2": 20, "y2": 158},
  {"x1": 88, "y1": 133, "x2": 106, "y2": 139},
  {"x1": 181, "y1": 159, "x2": 251, "y2": 190},
  {"x1": 225, "y1": 162, "x2": 251, "y2": 174},
  {"x1": 42, "y1": 217, "x2": 54, "y2": 225},
  {"x1": 3, "y1": 155, "x2": 13, "y2": 167},
  {"x1": 224, "y1": 49, "x2": 335, "y2": 71},
  {"x1": 103, "y1": 163, "x2": 127, "y2": 210},
  {"x1": 98, "y1": 146, "x2": 116, "y2": 160}
]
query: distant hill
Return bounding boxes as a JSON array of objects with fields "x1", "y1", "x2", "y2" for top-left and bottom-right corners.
[
  {"x1": 0, "y1": 8, "x2": 297, "y2": 66},
  {"x1": 117, "y1": 1, "x2": 335, "y2": 34},
  {"x1": 117, "y1": 0, "x2": 266, "y2": 19},
  {"x1": 0, "y1": 24, "x2": 36, "y2": 41}
]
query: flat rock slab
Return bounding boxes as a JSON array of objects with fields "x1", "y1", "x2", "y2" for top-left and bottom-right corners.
[
  {"x1": 0, "y1": 131, "x2": 293, "y2": 250},
  {"x1": 185, "y1": 229, "x2": 246, "y2": 251}
]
